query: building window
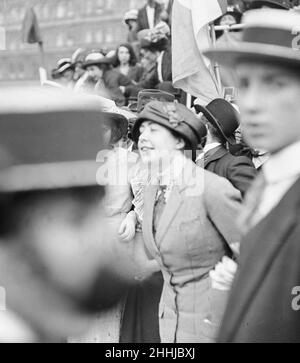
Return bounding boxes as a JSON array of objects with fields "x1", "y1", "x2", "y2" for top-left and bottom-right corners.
[
  {"x1": 57, "y1": 1, "x2": 67, "y2": 18},
  {"x1": 42, "y1": 4, "x2": 50, "y2": 20},
  {"x1": 56, "y1": 33, "x2": 65, "y2": 47},
  {"x1": 85, "y1": 31, "x2": 93, "y2": 44},
  {"x1": 96, "y1": 30, "x2": 104, "y2": 43},
  {"x1": 85, "y1": 0, "x2": 94, "y2": 15},
  {"x1": 105, "y1": 29, "x2": 114, "y2": 44}
]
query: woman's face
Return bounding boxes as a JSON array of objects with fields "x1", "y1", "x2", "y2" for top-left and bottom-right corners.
[
  {"x1": 138, "y1": 121, "x2": 184, "y2": 166},
  {"x1": 118, "y1": 46, "x2": 131, "y2": 65},
  {"x1": 87, "y1": 65, "x2": 104, "y2": 82}
]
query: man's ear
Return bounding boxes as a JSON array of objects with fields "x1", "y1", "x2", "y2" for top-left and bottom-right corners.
[{"x1": 175, "y1": 138, "x2": 186, "y2": 150}]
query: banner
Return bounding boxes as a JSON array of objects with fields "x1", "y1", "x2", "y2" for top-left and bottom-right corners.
[
  {"x1": 172, "y1": 0, "x2": 227, "y2": 104},
  {"x1": 22, "y1": 7, "x2": 42, "y2": 44}
]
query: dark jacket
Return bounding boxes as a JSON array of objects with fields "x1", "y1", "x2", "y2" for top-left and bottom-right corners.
[
  {"x1": 125, "y1": 47, "x2": 172, "y2": 98},
  {"x1": 103, "y1": 69, "x2": 132, "y2": 106},
  {"x1": 137, "y1": 3, "x2": 163, "y2": 31},
  {"x1": 201, "y1": 145, "x2": 257, "y2": 198},
  {"x1": 218, "y1": 177, "x2": 300, "y2": 343},
  {"x1": 115, "y1": 65, "x2": 145, "y2": 84}
]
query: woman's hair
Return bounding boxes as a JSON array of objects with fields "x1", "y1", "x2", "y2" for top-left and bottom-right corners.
[
  {"x1": 113, "y1": 43, "x2": 137, "y2": 67},
  {"x1": 103, "y1": 117, "x2": 128, "y2": 145}
]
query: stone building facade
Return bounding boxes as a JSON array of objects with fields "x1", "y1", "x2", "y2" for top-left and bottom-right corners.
[{"x1": 0, "y1": 0, "x2": 142, "y2": 82}]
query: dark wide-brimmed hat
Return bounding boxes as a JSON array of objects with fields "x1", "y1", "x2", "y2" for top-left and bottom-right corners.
[
  {"x1": 82, "y1": 52, "x2": 111, "y2": 69},
  {"x1": 247, "y1": 0, "x2": 289, "y2": 10},
  {"x1": 195, "y1": 99, "x2": 240, "y2": 145},
  {"x1": 204, "y1": 9, "x2": 300, "y2": 68},
  {"x1": 0, "y1": 87, "x2": 111, "y2": 192},
  {"x1": 132, "y1": 101, "x2": 207, "y2": 150}
]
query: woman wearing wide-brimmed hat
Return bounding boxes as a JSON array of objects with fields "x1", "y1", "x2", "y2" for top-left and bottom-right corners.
[
  {"x1": 51, "y1": 58, "x2": 75, "y2": 88},
  {"x1": 131, "y1": 100, "x2": 242, "y2": 343},
  {"x1": 83, "y1": 52, "x2": 132, "y2": 106}
]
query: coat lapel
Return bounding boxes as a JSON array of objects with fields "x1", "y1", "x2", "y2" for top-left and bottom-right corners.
[
  {"x1": 224, "y1": 177, "x2": 300, "y2": 341},
  {"x1": 155, "y1": 186, "x2": 183, "y2": 247},
  {"x1": 155, "y1": 161, "x2": 194, "y2": 247},
  {"x1": 204, "y1": 146, "x2": 228, "y2": 168},
  {"x1": 143, "y1": 184, "x2": 159, "y2": 256}
]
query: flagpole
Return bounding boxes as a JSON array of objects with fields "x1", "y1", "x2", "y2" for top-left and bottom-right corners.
[
  {"x1": 209, "y1": 23, "x2": 222, "y2": 91},
  {"x1": 38, "y1": 41, "x2": 48, "y2": 84}
]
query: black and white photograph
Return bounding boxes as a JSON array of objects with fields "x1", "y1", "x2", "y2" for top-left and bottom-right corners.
[{"x1": 0, "y1": 0, "x2": 300, "y2": 347}]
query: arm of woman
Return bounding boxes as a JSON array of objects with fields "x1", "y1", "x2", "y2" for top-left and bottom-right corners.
[{"x1": 119, "y1": 211, "x2": 137, "y2": 243}]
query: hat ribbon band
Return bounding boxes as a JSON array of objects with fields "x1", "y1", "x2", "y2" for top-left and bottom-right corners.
[{"x1": 243, "y1": 26, "x2": 296, "y2": 49}]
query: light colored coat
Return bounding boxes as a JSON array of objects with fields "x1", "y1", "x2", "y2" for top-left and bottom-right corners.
[{"x1": 142, "y1": 159, "x2": 242, "y2": 343}]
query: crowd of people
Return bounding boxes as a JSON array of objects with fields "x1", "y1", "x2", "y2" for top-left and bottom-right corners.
[
  {"x1": 50, "y1": 0, "x2": 175, "y2": 108},
  {"x1": 1, "y1": 0, "x2": 300, "y2": 344}
]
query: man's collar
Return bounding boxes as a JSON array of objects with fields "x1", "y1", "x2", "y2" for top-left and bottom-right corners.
[
  {"x1": 204, "y1": 142, "x2": 222, "y2": 154},
  {"x1": 263, "y1": 141, "x2": 300, "y2": 184}
]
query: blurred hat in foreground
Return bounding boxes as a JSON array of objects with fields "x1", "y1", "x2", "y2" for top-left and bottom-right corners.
[
  {"x1": 247, "y1": 0, "x2": 289, "y2": 10},
  {"x1": 132, "y1": 101, "x2": 207, "y2": 149},
  {"x1": 204, "y1": 9, "x2": 300, "y2": 68},
  {"x1": 0, "y1": 87, "x2": 110, "y2": 192}
]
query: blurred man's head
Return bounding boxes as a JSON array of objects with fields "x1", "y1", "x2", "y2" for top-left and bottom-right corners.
[
  {"x1": 0, "y1": 88, "x2": 134, "y2": 340},
  {"x1": 236, "y1": 62, "x2": 300, "y2": 153},
  {"x1": 82, "y1": 53, "x2": 110, "y2": 82},
  {"x1": 204, "y1": 9, "x2": 300, "y2": 154}
]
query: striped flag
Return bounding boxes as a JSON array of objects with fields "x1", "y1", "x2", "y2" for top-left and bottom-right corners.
[
  {"x1": 172, "y1": 0, "x2": 227, "y2": 105},
  {"x1": 22, "y1": 7, "x2": 42, "y2": 44}
]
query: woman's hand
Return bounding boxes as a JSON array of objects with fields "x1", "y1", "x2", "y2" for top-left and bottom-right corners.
[
  {"x1": 118, "y1": 212, "x2": 136, "y2": 243},
  {"x1": 210, "y1": 257, "x2": 238, "y2": 292}
]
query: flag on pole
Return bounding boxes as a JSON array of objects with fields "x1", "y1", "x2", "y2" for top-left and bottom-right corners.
[
  {"x1": 172, "y1": 0, "x2": 227, "y2": 105},
  {"x1": 22, "y1": 7, "x2": 42, "y2": 44}
]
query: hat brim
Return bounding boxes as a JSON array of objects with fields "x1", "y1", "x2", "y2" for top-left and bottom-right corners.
[
  {"x1": 57, "y1": 64, "x2": 74, "y2": 74},
  {"x1": 196, "y1": 105, "x2": 235, "y2": 145},
  {"x1": 249, "y1": 1, "x2": 289, "y2": 10},
  {"x1": 82, "y1": 59, "x2": 111, "y2": 70},
  {"x1": 204, "y1": 42, "x2": 300, "y2": 69}
]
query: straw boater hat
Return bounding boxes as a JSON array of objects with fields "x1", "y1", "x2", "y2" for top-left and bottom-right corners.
[{"x1": 204, "y1": 9, "x2": 300, "y2": 68}]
